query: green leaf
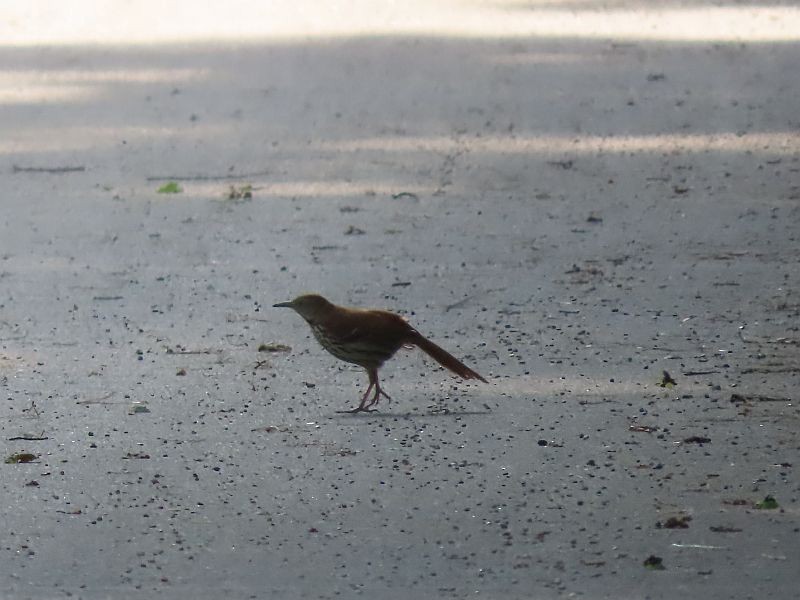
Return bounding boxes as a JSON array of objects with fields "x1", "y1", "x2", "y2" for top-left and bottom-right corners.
[
  {"x1": 657, "y1": 370, "x2": 676, "y2": 388},
  {"x1": 5, "y1": 452, "x2": 37, "y2": 464},
  {"x1": 157, "y1": 182, "x2": 182, "y2": 194},
  {"x1": 755, "y1": 495, "x2": 779, "y2": 510}
]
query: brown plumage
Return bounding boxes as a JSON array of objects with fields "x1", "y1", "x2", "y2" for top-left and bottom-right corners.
[{"x1": 273, "y1": 294, "x2": 487, "y2": 412}]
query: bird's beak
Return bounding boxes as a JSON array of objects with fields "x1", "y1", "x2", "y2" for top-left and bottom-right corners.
[{"x1": 273, "y1": 301, "x2": 294, "y2": 308}]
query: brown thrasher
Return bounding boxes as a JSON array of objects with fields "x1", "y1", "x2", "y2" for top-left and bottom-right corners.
[{"x1": 273, "y1": 294, "x2": 487, "y2": 412}]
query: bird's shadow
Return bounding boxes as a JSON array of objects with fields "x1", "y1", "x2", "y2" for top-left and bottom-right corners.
[{"x1": 330, "y1": 409, "x2": 491, "y2": 419}]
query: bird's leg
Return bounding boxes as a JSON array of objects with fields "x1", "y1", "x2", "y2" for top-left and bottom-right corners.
[
  {"x1": 338, "y1": 373, "x2": 377, "y2": 413},
  {"x1": 358, "y1": 379, "x2": 377, "y2": 411},
  {"x1": 364, "y1": 368, "x2": 392, "y2": 409}
]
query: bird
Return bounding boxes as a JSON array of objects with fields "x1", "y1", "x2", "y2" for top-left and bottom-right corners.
[{"x1": 273, "y1": 294, "x2": 487, "y2": 412}]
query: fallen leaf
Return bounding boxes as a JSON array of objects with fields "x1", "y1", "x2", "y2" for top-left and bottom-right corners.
[
  {"x1": 581, "y1": 559, "x2": 606, "y2": 567},
  {"x1": 630, "y1": 424, "x2": 658, "y2": 433},
  {"x1": 5, "y1": 453, "x2": 38, "y2": 464},
  {"x1": 710, "y1": 525, "x2": 742, "y2": 533},
  {"x1": 755, "y1": 496, "x2": 779, "y2": 510},
  {"x1": 122, "y1": 452, "x2": 151, "y2": 460},
  {"x1": 683, "y1": 436, "x2": 711, "y2": 444},
  {"x1": 226, "y1": 184, "x2": 253, "y2": 200},
  {"x1": 157, "y1": 182, "x2": 182, "y2": 194},
  {"x1": 258, "y1": 343, "x2": 291, "y2": 353},
  {"x1": 643, "y1": 555, "x2": 665, "y2": 570},
  {"x1": 657, "y1": 370, "x2": 677, "y2": 388},
  {"x1": 657, "y1": 515, "x2": 692, "y2": 529},
  {"x1": 722, "y1": 499, "x2": 749, "y2": 506}
]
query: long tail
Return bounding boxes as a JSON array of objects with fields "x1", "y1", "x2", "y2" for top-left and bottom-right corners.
[{"x1": 408, "y1": 331, "x2": 488, "y2": 383}]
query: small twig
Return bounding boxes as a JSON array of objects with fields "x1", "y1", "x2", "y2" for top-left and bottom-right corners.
[
  {"x1": 547, "y1": 159, "x2": 574, "y2": 170},
  {"x1": 629, "y1": 424, "x2": 658, "y2": 433},
  {"x1": 445, "y1": 295, "x2": 473, "y2": 313},
  {"x1": 8, "y1": 432, "x2": 48, "y2": 441},
  {"x1": 146, "y1": 170, "x2": 270, "y2": 182},
  {"x1": 391, "y1": 192, "x2": 419, "y2": 201},
  {"x1": 251, "y1": 425, "x2": 291, "y2": 433},
  {"x1": 682, "y1": 370, "x2": 719, "y2": 376},
  {"x1": 311, "y1": 245, "x2": 343, "y2": 251},
  {"x1": 22, "y1": 400, "x2": 40, "y2": 418},
  {"x1": 694, "y1": 251, "x2": 749, "y2": 261},
  {"x1": 76, "y1": 392, "x2": 117, "y2": 405},
  {"x1": 731, "y1": 393, "x2": 792, "y2": 403},
  {"x1": 738, "y1": 328, "x2": 796, "y2": 345},
  {"x1": 13, "y1": 165, "x2": 85, "y2": 173},
  {"x1": 741, "y1": 366, "x2": 800, "y2": 374}
]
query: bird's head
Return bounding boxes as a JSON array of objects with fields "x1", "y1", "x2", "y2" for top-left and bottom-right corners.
[{"x1": 273, "y1": 294, "x2": 334, "y2": 321}]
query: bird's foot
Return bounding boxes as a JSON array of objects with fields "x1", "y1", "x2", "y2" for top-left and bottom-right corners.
[
  {"x1": 363, "y1": 397, "x2": 384, "y2": 410},
  {"x1": 364, "y1": 387, "x2": 391, "y2": 410}
]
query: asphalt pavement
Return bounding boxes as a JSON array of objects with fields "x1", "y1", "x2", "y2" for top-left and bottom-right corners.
[{"x1": 1, "y1": 2, "x2": 798, "y2": 598}]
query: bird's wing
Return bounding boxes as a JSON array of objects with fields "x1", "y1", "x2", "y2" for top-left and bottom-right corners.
[
  {"x1": 337, "y1": 326, "x2": 365, "y2": 343},
  {"x1": 323, "y1": 309, "x2": 410, "y2": 345}
]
